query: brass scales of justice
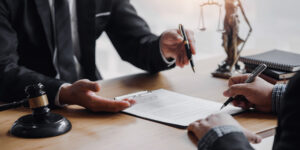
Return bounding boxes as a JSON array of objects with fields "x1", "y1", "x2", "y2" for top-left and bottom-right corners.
[{"x1": 198, "y1": 0, "x2": 252, "y2": 79}]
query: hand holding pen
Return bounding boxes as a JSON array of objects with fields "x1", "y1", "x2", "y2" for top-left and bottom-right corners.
[
  {"x1": 221, "y1": 64, "x2": 268, "y2": 110},
  {"x1": 160, "y1": 26, "x2": 196, "y2": 69}
]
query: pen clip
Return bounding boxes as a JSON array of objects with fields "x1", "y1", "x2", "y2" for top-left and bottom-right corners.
[{"x1": 114, "y1": 91, "x2": 152, "y2": 100}]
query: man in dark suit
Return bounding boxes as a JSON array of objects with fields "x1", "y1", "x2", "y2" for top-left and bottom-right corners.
[
  {"x1": 0, "y1": 0, "x2": 196, "y2": 112},
  {"x1": 188, "y1": 73, "x2": 300, "y2": 150}
]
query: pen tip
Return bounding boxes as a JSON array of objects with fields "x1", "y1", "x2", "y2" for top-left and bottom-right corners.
[
  {"x1": 220, "y1": 105, "x2": 225, "y2": 110},
  {"x1": 192, "y1": 67, "x2": 195, "y2": 73}
]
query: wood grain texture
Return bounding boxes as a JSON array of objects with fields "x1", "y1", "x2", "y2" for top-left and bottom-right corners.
[{"x1": 0, "y1": 55, "x2": 277, "y2": 150}]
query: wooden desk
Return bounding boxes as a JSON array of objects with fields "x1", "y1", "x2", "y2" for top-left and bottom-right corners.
[{"x1": 0, "y1": 56, "x2": 277, "y2": 150}]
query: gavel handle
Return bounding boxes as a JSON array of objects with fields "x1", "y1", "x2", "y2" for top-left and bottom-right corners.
[{"x1": 0, "y1": 99, "x2": 28, "y2": 111}]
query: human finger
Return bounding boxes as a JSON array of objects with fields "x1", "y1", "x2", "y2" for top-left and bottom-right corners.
[
  {"x1": 122, "y1": 99, "x2": 136, "y2": 105},
  {"x1": 186, "y1": 29, "x2": 196, "y2": 55},
  {"x1": 232, "y1": 100, "x2": 240, "y2": 107},
  {"x1": 180, "y1": 52, "x2": 189, "y2": 66},
  {"x1": 174, "y1": 29, "x2": 184, "y2": 42},
  {"x1": 244, "y1": 130, "x2": 262, "y2": 144},
  {"x1": 223, "y1": 83, "x2": 250, "y2": 97},
  {"x1": 78, "y1": 80, "x2": 101, "y2": 92},
  {"x1": 238, "y1": 101, "x2": 252, "y2": 110},
  {"x1": 176, "y1": 55, "x2": 184, "y2": 68},
  {"x1": 187, "y1": 121, "x2": 200, "y2": 133},
  {"x1": 228, "y1": 74, "x2": 250, "y2": 87},
  {"x1": 88, "y1": 96, "x2": 131, "y2": 112}
]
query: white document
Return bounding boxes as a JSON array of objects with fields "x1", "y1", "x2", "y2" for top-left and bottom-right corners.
[{"x1": 115, "y1": 89, "x2": 243, "y2": 128}]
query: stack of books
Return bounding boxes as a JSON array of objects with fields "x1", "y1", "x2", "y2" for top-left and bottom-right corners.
[{"x1": 239, "y1": 49, "x2": 300, "y2": 84}]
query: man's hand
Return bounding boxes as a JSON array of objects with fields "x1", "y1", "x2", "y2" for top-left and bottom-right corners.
[
  {"x1": 223, "y1": 74, "x2": 274, "y2": 112},
  {"x1": 160, "y1": 29, "x2": 196, "y2": 68},
  {"x1": 59, "y1": 79, "x2": 135, "y2": 112},
  {"x1": 188, "y1": 113, "x2": 262, "y2": 144}
]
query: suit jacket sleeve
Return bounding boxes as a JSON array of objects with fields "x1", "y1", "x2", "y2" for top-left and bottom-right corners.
[
  {"x1": 0, "y1": 2, "x2": 64, "y2": 107},
  {"x1": 105, "y1": 0, "x2": 175, "y2": 73},
  {"x1": 210, "y1": 132, "x2": 254, "y2": 150},
  {"x1": 273, "y1": 72, "x2": 300, "y2": 150}
]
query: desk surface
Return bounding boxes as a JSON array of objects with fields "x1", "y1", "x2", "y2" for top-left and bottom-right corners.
[{"x1": 0, "y1": 56, "x2": 277, "y2": 150}]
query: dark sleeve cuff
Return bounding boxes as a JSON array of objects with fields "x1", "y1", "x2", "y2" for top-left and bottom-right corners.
[
  {"x1": 198, "y1": 125, "x2": 243, "y2": 150},
  {"x1": 271, "y1": 84, "x2": 287, "y2": 115},
  {"x1": 43, "y1": 79, "x2": 66, "y2": 109},
  {"x1": 211, "y1": 132, "x2": 254, "y2": 150}
]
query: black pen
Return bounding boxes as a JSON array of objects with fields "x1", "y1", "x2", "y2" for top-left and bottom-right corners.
[
  {"x1": 220, "y1": 64, "x2": 267, "y2": 110},
  {"x1": 179, "y1": 24, "x2": 195, "y2": 73}
]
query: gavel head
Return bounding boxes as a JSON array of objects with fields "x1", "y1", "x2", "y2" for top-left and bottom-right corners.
[
  {"x1": 25, "y1": 83, "x2": 46, "y2": 98},
  {"x1": 25, "y1": 83, "x2": 50, "y2": 116}
]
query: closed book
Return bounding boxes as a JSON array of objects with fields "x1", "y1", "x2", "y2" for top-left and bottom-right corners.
[
  {"x1": 240, "y1": 50, "x2": 300, "y2": 72},
  {"x1": 259, "y1": 74, "x2": 289, "y2": 85},
  {"x1": 245, "y1": 64, "x2": 296, "y2": 80},
  {"x1": 245, "y1": 69, "x2": 289, "y2": 84}
]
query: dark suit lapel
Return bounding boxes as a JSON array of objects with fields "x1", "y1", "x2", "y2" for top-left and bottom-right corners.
[
  {"x1": 77, "y1": 0, "x2": 97, "y2": 78},
  {"x1": 34, "y1": 0, "x2": 54, "y2": 53}
]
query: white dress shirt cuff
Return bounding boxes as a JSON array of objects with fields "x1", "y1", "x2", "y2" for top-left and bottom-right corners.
[
  {"x1": 55, "y1": 83, "x2": 71, "y2": 107},
  {"x1": 159, "y1": 47, "x2": 176, "y2": 67}
]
